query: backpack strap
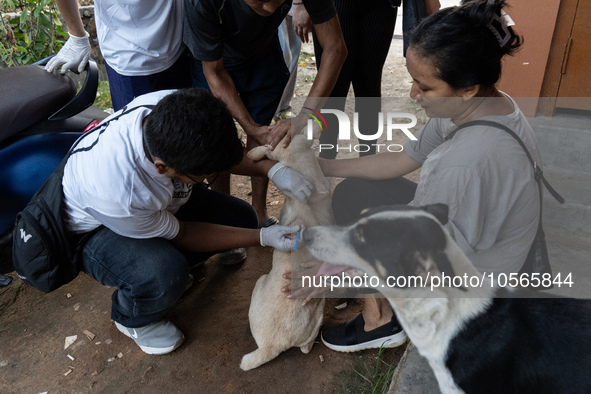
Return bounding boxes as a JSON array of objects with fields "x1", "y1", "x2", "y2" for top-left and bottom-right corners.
[
  {"x1": 45, "y1": 104, "x2": 156, "y2": 179},
  {"x1": 444, "y1": 119, "x2": 565, "y2": 204},
  {"x1": 69, "y1": 104, "x2": 155, "y2": 157}
]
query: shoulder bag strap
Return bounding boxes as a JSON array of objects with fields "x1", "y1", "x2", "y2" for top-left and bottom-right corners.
[
  {"x1": 69, "y1": 104, "x2": 155, "y2": 157},
  {"x1": 51, "y1": 104, "x2": 156, "y2": 176},
  {"x1": 445, "y1": 119, "x2": 565, "y2": 204}
]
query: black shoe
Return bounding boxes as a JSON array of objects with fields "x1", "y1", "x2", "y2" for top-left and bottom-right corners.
[{"x1": 321, "y1": 313, "x2": 407, "y2": 352}]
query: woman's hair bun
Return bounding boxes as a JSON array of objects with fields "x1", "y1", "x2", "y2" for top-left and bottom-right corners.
[{"x1": 459, "y1": 0, "x2": 521, "y2": 53}]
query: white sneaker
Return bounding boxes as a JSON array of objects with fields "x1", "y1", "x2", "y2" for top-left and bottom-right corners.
[{"x1": 115, "y1": 320, "x2": 184, "y2": 355}]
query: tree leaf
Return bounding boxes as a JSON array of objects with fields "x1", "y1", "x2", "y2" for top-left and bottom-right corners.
[
  {"x1": 39, "y1": 13, "x2": 51, "y2": 28},
  {"x1": 19, "y1": 9, "x2": 28, "y2": 28}
]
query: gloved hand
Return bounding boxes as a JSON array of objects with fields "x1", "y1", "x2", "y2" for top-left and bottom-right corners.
[
  {"x1": 260, "y1": 225, "x2": 301, "y2": 251},
  {"x1": 45, "y1": 31, "x2": 91, "y2": 74},
  {"x1": 268, "y1": 163, "x2": 314, "y2": 204}
]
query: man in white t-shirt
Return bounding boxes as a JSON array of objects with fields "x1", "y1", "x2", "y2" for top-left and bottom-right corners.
[
  {"x1": 63, "y1": 88, "x2": 313, "y2": 355},
  {"x1": 47, "y1": 0, "x2": 191, "y2": 111}
]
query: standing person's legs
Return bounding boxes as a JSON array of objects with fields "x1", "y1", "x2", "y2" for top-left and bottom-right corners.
[
  {"x1": 105, "y1": 52, "x2": 192, "y2": 111},
  {"x1": 322, "y1": 177, "x2": 417, "y2": 352},
  {"x1": 188, "y1": 61, "x2": 232, "y2": 197},
  {"x1": 313, "y1": 0, "x2": 356, "y2": 160},
  {"x1": 188, "y1": 43, "x2": 288, "y2": 226},
  {"x1": 351, "y1": 0, "x2": 397, "y2": 156},
  {"x1": 231, "y1": 40, "x2": 290, "y2": 227}
]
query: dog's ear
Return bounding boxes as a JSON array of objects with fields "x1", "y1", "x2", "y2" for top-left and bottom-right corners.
[
  {"x1": 420, "y1": 204, "x2": 449, "y2": 225},
  {"x1": 416, "y1": 251, "x2": 467, "y2": 292},
  {"x1": 247, "y1": 145, "x2": 271, "y2": 161}
]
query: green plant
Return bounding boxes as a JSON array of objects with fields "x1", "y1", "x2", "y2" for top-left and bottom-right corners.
[
  {"x1": 1, "y1": 0, "x2": 67, "y2": 67},
  {"x1": 298, "y1": 50, "x2": 315, "y2": 66},
  {"x1": 94, "y1": 80, "x2": 112, "y2": 110},
  {"x1": 353, "y1": 346, "x2": 399, "y2": 394},
  {"x1": 303, "y1": 74, "x2": 316, "y2": 83}
]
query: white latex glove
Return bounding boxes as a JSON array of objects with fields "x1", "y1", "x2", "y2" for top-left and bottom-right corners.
[
  {"x1": 268, "y1": 163, "x2": 314, "y2": 204},
  {"x1": 260, "y1": 225, "x2": 301, "y2": 251},
  {"x1": 45, "y1": 31, "x2": 91, "y2": 74}
]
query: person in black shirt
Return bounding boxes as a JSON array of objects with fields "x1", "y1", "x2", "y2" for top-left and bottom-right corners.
[{"x1": 184, "y1": 0, "x2": 347, "y2": 228}]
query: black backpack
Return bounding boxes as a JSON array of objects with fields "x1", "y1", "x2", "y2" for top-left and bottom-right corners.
[
  {"x1": 12, "y1": 151, "x2": 81, "y2": 292},
  {"x1": 12, "y1": 105, "x2": 152, "y2": 292}
]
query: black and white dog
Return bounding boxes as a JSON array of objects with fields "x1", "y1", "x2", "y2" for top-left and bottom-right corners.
[{"x1": 304, "y1": 204, "x2": 591, "y2": 394}]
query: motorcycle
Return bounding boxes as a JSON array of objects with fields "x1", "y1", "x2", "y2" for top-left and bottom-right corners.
[{"x1": 0, "y1": 57, "x2": 108, "y2": 281}]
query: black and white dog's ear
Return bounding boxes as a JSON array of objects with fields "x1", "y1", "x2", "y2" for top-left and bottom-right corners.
[{"x1": 421, "y1": 204, "x2": 449, "y2": 225}]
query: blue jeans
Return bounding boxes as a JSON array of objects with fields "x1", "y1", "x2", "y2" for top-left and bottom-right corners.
[{"x1": 79, "y1": 186, "x2": 258, "y2": 327}]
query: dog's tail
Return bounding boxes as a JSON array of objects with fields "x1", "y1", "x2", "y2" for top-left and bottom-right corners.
[{"x1": 240, "y1": 347, "x2": 282, "y2": 371}]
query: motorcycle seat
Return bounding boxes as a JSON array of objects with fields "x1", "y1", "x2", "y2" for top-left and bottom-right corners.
[{"x1": 0, "y1": 65, "x2": 76, "y2": 144}]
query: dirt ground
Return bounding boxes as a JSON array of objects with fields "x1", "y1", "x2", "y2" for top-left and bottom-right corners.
[{"x1": 0, "y1": 38, "x2": 424, "y2": 393}]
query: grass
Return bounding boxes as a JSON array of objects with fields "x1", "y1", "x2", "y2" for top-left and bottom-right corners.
[
  {"x1": 94, "y1": 80, "x2": 112, "y2": 111},
  {"x1": 353, "y1": 345, "x2": 400, "y2": 394},
  {"x1": 333, "y1": 345, "x2": 402, "y2": 394}
]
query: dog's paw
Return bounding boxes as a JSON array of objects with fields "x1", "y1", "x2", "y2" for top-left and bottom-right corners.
[{"x1": 247, "y1": 145, "x2": 271, "y2": 161}]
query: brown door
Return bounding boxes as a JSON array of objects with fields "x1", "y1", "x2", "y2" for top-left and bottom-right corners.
[{"x1": 555, "y1": 0, "x2": 591, "y2": 110}]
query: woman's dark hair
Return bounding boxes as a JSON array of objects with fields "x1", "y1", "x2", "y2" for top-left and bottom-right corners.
[
  {"x1": 409, "y1": 0, "x2": 523, "y2": 91},
  {"x1": 144, "y1": 88, "x2": 243, "y2": 175}
]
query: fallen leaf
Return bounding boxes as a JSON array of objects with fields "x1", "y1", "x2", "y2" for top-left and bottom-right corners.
[
  {"x1": 83, "y1": 330, "x2": 96, "y2": 341},
  {"x1": 64, "y1": 335, "x2": 77, "y2": 350}
]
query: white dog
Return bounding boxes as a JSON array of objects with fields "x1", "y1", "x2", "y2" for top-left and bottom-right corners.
[{"x1": 240, "y1": 134, "x2": 334, "y2": 371}]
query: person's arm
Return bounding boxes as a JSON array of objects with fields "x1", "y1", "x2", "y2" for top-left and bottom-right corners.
[
  {"x1": 269, "y1": 14, "x2": 347, "y2": 149},
  {"x1": 424, "y1": 0, "x2": 441, "y2": 15},
  {"x1": 55, "y1": 0, "x2": 86, "y2": 37},
  {"x1": 172, "y1": 221, "x2": 300, "y2": 252},
  {"x1": 201, "y1": 59, "x2": 269, "y2": 146},
  {"x1": 172, "y1": 222, "x2": 261, "y2": 252},
  {"x1": 292, "y1": 4, "x2": 312, "y2": 43},
  {"x1": 303, "y1": 15, "x2": 347, "y2": 109},
  {"x1": 230, "y1": 148, "x2": 314, "y2": 204},
  {"x1": 318, "y1": 150, "x2": 421, "y2": 180}
]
